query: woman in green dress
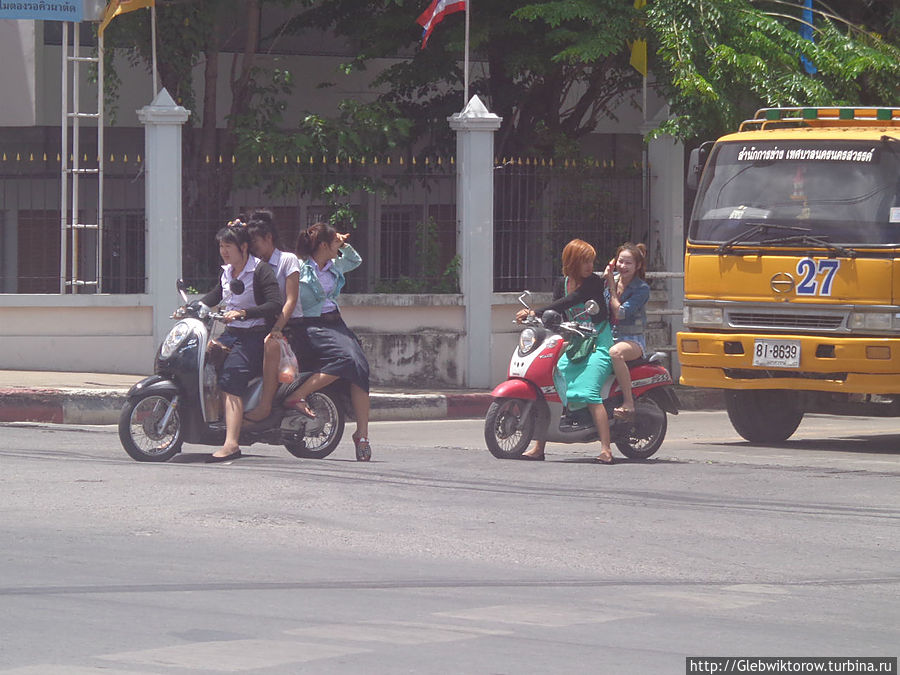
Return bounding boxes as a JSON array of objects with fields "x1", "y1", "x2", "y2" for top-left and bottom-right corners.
[{"x1": 515, "y1": 239, "x2": 615, "y2": 463}]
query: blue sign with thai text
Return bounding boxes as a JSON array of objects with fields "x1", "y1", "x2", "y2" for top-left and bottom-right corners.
[{"x1": 0, "y1": 0, "x2": 83, "y2": 22}]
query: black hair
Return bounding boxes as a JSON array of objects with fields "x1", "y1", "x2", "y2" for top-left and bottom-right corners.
[
  {"x1": 216, "y1": 219, "x2": 251, "y2": 255},
  {"x1": 246, "y1": 209, "x2": 279, "y2": 248},
  {"x1": 296, "y1": 221, "x2": 338, "y2": 258}
]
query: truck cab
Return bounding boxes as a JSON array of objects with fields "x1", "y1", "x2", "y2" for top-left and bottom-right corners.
[{"x1": 678, "y1": 107, "x2": 900, "y2": 442}]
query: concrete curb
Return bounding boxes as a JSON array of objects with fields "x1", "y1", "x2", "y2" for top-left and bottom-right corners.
[{"x1": 0, "y1": 385, "x2": 724, "y2": 426}]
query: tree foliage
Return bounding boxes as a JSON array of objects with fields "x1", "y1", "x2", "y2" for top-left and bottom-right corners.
[{"x1": 646, "y1": 0, "x2": 900, "y2": 139}]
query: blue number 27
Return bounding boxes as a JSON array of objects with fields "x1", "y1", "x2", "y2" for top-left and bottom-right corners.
[{"x1": 796, "y1": 258, "x2": 840, "y2": 296}]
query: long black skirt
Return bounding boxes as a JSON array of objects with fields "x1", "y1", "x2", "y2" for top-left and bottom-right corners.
[{"x1": 287, "y1": 313, "x2": 370, "y2": 393}]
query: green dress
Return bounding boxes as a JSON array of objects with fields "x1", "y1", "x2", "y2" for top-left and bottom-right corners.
[{"x1": 542, "y1": 275, "x2": 614, "y2": 408}]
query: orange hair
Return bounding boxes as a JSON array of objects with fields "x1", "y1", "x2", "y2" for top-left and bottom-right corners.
[
  {"x1": 615, "y1": 242, "x2": 647, "y2": 280},
  {"x1": 561, "y1": 239, "x2": 597, "y2": 279}
]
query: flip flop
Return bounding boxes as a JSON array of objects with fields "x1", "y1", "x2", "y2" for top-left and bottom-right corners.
[
  {"x1": 613, "y1": 407, "x2": 635, "y2": 420},
  {"x1": 596, "y1": 451, "x2": 614, "y2": 465}
]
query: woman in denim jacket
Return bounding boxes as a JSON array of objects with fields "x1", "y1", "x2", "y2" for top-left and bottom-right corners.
[
  {"x1": 283, "y1": 222, "x2": 373, "y2": 461},
  {"x1": 604, "y1": 242, "x2": 651, "y2": 420}
]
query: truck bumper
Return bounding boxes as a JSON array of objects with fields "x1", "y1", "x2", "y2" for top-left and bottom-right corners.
[{"x1": 677, "y1": 331, "x2": 900, "y2": 394}]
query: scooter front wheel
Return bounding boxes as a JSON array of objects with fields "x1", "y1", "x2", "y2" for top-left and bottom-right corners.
[
  {"x1": 484, "y1": 398, "x2": 536, "y2": 459},
  {"x1": 119, "y1": 393, "x2": 183, "y2": 462}
]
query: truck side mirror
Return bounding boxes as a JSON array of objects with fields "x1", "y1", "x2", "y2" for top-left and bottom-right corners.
[{"x1": 686, "y1": 141, "x2": 714, "y2": 191}]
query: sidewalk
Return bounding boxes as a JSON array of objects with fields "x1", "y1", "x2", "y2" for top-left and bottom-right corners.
[{"x1": 0, "y1": 370, "x2": 724, "y2": 425}]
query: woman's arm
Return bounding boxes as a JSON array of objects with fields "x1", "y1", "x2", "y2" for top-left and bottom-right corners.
[
  {"x1": 537, "y1": 274, "x2": 606, "y2": 317},
  {"x1": 244, "y1": 264, "x2": 283, "y2": 320},
  {"x1": 611, "y1": 280, "x2": 650, "y2": 322},
  {"x1": 200, "y1": 282, "x2": 223, "y2": 308},
  {"x1": 334, "y1": 243, "x2": 362, "y2": 274},
  {"x1": 273, "y1": 272, "x2": 300, "y2": 332}
]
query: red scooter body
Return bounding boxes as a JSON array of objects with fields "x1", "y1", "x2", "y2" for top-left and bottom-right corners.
[{"x1": 485, "y1": 310, "x2": 679, "y2": 460}]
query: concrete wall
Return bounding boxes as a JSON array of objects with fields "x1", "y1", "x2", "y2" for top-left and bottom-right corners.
[{"x1": 0, "y1": 293, "x2": 532, "y2": 387}]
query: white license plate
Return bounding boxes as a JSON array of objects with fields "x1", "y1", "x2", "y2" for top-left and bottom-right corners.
[{"x1": 752, "y1": 339, "x2": 801, "y2": 368}]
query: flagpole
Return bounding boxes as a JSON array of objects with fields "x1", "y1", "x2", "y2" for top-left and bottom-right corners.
[
  {"x1": 151, "y1": 3, "x2": 158, "y2": 95},
  {"x1": 463, "y1": 0, "x2": 470, "y2": 105}
]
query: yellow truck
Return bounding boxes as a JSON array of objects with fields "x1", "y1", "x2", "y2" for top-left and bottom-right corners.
[{"x1": 678, "y1": 107, "x2": 900, "y2": 442}]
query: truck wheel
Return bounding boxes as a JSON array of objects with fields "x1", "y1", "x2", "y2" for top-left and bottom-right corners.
[
  {"x1": 725, "y1": 389, "x2": 803, "y2": 443},
  {"x1": 484, "y1": 398, "x2": 536, "y2": 459},
  {"x1": 119, "y1": 393, "x2": 183, "y2": 462}
]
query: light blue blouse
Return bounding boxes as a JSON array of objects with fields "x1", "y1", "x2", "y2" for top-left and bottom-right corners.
[{"x1": 297, "y1": 244, "x2": 362, "y2": 316}]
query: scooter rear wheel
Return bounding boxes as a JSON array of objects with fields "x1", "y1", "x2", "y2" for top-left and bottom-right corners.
[
  {"x1": 119, "y1": 393, "x2": 183, "y2": 462},
  {"x1": 614, "y1": 390, "x2": 667, "y2": 459},
  {"x1": 284, "y1": 391, "x2": 345, "y2": 459},
  {"x1": 484, "y1": 398, "x2": 536, "y2": 459}
]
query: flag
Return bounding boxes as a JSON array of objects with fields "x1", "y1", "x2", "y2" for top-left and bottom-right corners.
[
  {"x1": 799, "y1": 0, "x2": 817, "y2": 75},
  {"x1": 416, "y1": 0, "x2": 466, "y2": 50},
  {"x1": 629, "y1": 0, "x2": 647, "y2": 77},
  {"x1": 98, "y1": 0, "x2": 155, "y2": 37}
]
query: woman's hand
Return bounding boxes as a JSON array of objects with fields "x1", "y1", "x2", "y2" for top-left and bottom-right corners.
[
  {"x1": 336, "y1": 232, "x2": 350, "y2": 246},
  {"x1": 222, "y1": 309, "x2": 245, "y2": 324},
  {"x1": 605, "y1": 259, "x2": 617, "y2": 294},
  {"x1": 515, "y1": 309, "x2": 535, "y2": 323}
]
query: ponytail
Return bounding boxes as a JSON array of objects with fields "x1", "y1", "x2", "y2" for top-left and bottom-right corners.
[{"x1": 296, "y1": 221, "x2": 337, "y2": 258}]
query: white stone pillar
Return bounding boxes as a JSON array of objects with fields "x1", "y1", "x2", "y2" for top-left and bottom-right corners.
[
  {"x1": 449, "y1": 95, "x2": 502, "y2": 389},
  {"x1": 646, "y1": 130, "x2": 685, "y2": 381},
  {"x1": 137, "y1": 89, "x2": 190, "y2": 350}
]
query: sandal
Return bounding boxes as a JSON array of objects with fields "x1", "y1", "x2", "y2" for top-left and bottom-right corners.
[
  {"x1": 287, "y1": 398, "x2": 316, "y2": 419},
  {"x1": 596, "y1": 450, "x2": 615, "y2": 465},
  {"x1": 613, "y1": 406, "x2": 635, "y2": 420},
  {"x1": 352, "y1": 433, "x2": 372, "y2": 462}
]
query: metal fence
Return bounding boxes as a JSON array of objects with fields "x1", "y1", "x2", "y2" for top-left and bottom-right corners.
[
  {"x1": 0, "y1": 151, "x2": 145, "y2": 294},
  {"x1": 2, "y1": 151, "x2": 646, "y2": 294}
]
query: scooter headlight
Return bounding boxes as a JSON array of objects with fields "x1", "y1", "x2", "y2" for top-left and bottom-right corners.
[
  {"x1": 519, "y1": 328, "x2": 537, "y2": 354},
  {"x1": 160, "y1": 321, "x2": 192, "y2": 360}
]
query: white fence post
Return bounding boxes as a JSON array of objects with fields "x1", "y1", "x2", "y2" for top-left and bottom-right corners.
[
  {"x1": 137, "y1": 89, "x2": 190, "y2": 351},
  {"x1": 449, "y1": 95, "x2": 502, "y2": 389}
]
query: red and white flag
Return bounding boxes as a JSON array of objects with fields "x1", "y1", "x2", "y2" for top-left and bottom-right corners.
[{"x1": 416, "y1": 0, "x2": 466, "y2": 49}]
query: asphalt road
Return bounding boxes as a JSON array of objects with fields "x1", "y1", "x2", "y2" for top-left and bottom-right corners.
[{"x1": 1, "y1": 412, "x2": 898, "y2": 674}]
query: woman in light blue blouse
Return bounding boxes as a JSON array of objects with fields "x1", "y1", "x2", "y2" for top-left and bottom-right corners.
[
  {"x1": 283, "y1": 222, "x2": 373, "y2": 461},
  {"x1": 604, "y1": 242, "x2": 651, "y2": 420}
]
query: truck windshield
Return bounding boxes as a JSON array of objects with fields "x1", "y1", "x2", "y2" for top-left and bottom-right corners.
[{"x1": 690, "y1": 139, "x2": 900, "y2": 246}]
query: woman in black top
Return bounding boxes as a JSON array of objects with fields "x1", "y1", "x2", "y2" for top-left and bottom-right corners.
[
  {"x1": 200, "y1": 221, "x2": 282, "y2": 462},
  {"x1": 515, "y1": 238, "x2": 615, "y2": 463}
]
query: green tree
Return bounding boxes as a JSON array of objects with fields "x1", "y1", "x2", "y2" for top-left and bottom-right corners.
[{"x1": 290, "y1": 0, "x2": 899, "y2": 147}]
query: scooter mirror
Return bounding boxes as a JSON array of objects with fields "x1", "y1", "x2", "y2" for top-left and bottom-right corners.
[
  {"x1": 176, "y1": 278, "x2": 190, "y2": 303},
  {"x1": 518, "y1": 290, "x2": 533, "y2": 309},
  {"x1": 583, "y1": 299, "x2": 600, "y2": 316},
  {"x1": 229, "y1": 279, "x2": 245, "y2": 295}
]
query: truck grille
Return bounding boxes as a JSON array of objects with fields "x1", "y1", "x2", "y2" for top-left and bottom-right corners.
[{"x1": 727, "y1": 311, "x2": 844, "y2": 331}]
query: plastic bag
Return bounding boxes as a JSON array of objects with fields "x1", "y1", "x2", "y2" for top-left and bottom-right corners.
[{"x1": 277, "y1": 335, "x2": 299, "y2": 383}]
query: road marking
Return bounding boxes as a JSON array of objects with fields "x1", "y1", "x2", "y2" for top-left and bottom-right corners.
[
  {"x1": 287, "y1": 620, "x2": 511, "y2": 644},
  {"x1": 0, "y1": 668, "x2": 156, "y2": 674},
  {"x1": 436, "y1": 603, "x2": 649, "y2": 627},
  {"x1": 97, "y1": 639, "x2": 367, "y2": 671}
]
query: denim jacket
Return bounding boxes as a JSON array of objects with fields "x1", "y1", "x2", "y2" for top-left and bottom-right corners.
[
  {"x1": 606, "y1": 275, "x2": 650, "y2": 340},
  {"x1": 297, "y1": 244, "x2": 362, "y2": 316}
]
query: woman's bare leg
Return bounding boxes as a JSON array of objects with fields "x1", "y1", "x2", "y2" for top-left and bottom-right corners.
[
  {"x1": 213, "y1": 392, "x2": 243, "y2": 458},
  {"x1": 244, "y1": 335, "x2": 281, "y2": 422},
  {"x1": 349, "y1": 384, "x2": 370, "y2": 440},
  {"x1": 285, "y1": 372, "x2": 339, "y2": 416},
  {"x1": 588, "y1": 402, "x2": 613, "y2": 462},
  {"x1": 610, "y1": 341, "x2": 642, "y2": 416}
]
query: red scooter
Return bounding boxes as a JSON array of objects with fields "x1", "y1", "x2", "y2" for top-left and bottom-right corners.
[{"x1": 484, "y1": 292, "x2": 679, "y2": 460}]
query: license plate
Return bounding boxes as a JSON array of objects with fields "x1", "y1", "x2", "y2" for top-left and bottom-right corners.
[{"x1": 752, "y1": 339, "x2": 801, "y2": 368}]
